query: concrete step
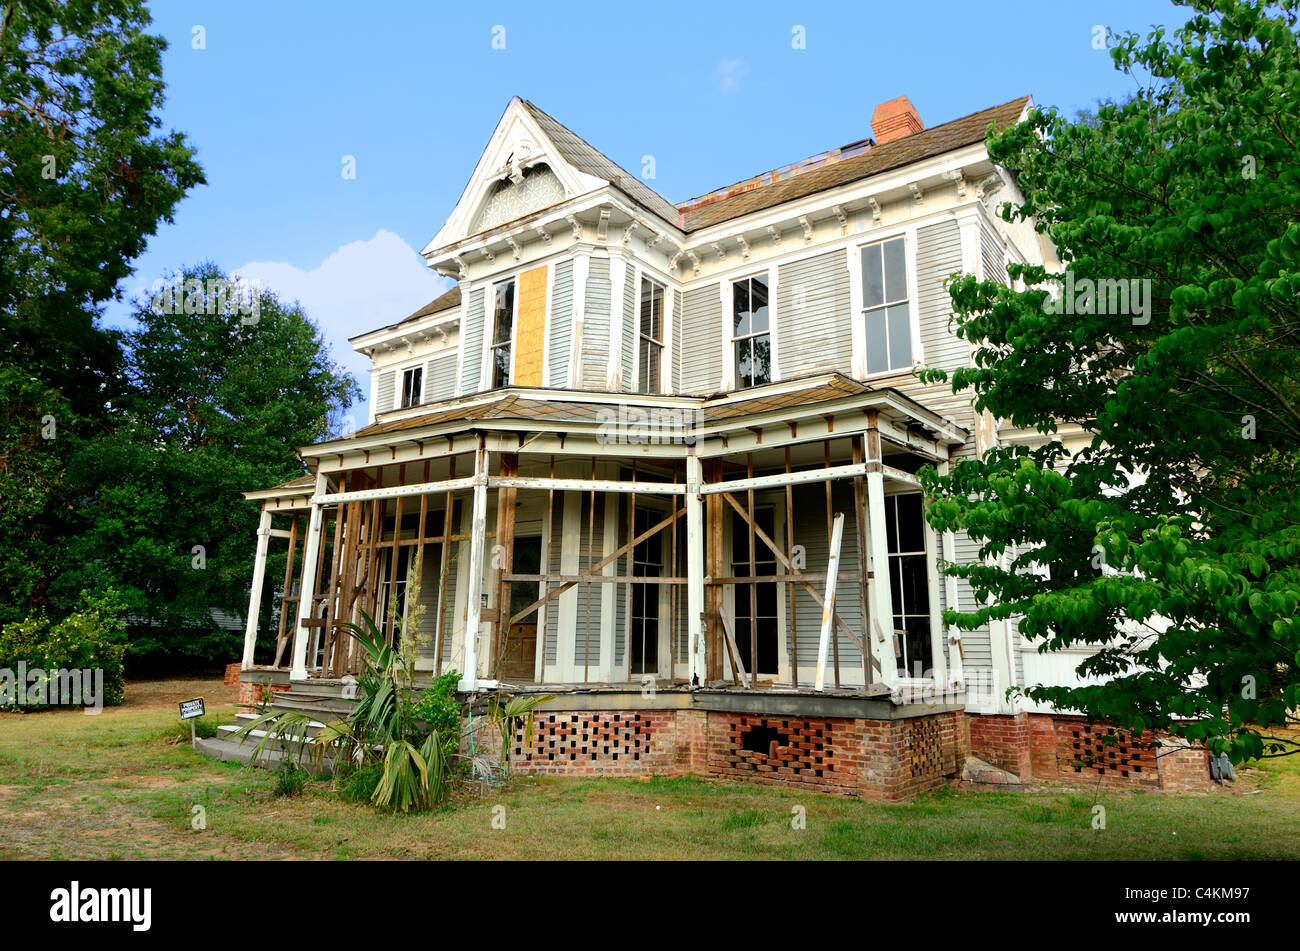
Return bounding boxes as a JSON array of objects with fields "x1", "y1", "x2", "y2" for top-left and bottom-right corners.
[{"x1": 272, "y1": 695, "x2": 355, "y2": 718}]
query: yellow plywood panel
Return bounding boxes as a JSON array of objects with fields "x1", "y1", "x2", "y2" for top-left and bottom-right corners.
[{"x1": 513, "y1": 265, "x2": 548, "y2": 387}]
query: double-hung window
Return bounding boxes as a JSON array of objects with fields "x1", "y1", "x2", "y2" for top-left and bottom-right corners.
[
  {"x1": 732, "y1": 274, "x2": 770, "y2": 388},
  {"x1": 490, "y1": 279, "x2": 515, "y2": 389},
  {"x1": 401, "y1": 366, "x2": 423, "y2": 408},
  {"x1": 861, "y1": 237, "x2": 911, "y2": 374},
  {"x1": 638, "y1": 277, "x2": 665, "y2": 394}
]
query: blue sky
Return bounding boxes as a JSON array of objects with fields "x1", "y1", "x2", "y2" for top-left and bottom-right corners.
[{"x1": 115, "y1": 0, "x2": 1194, "y2": 421}]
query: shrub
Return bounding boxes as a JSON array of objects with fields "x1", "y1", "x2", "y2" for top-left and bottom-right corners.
[
  {"x1": 411, "y1": 668, "x2": 463, "y2": 739},
  {"x1": 0, "y1": 591, "x2": 127, "y2": 711},
  {"x1": 336, "y1": 763, "x2": 384, "y2": 804},
  {"x1": 274, "y1": 759, "x2": 309, "y2": 797}
]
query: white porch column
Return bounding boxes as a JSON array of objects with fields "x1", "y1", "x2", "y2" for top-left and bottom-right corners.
[
  {"x1": 241, "y1": 507, "x2": 273, "y2": 670},
  {"x1": 459, "y1": 439, "x2": 490, "y2": 692},
  {"x1": 290, "y1": 472, "x2": 329, "y2": 682},
  {"x1": 863, "y1": 416, "x2": 900, "y2": 690},
  {"x1": 685, "y1": 451, "x2": 706, "y2": 685}
]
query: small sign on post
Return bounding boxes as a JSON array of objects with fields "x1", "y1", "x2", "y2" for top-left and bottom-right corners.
[{"x1": 179, "y1": 698, "x2": 205, "y2": 746}]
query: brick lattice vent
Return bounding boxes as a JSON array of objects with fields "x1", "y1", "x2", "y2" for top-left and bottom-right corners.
[
  {"x1": 722, "y1": 716, "x2": 838, "y2": 781},
  {"x1": 1061, "y1": 722, "x2": 1158, "y2": 782},
  {"x1": 906, "y1": 716, "x2": 946, "y2": 779},
  {"x1": 514, "y1": 712, "x2": 654, "y2": 764}
]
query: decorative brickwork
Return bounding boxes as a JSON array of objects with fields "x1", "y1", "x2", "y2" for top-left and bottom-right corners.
[
  {"x1": 708, "y1": 715, "x2": 859, "y2": 793},
  {"x1": 506, "y1": 711, "x2": 679, "y2": 776}
]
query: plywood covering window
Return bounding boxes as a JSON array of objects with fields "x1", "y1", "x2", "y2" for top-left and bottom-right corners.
[
  {"x1": 490, "y1": 279, "x2": 515, "y2": 389},
  {"x1": 638, "y1": 277, "x2": 665, "y2": 394},
  {"x1": 861, "y1": 236, "x2": 911, "y2": 374},
  {"x1": 732, "y1": 274, "x2": 770, "y2": 388},
  {"x1": 401, "y1": 366, "x2": 423, "y2": 408}
]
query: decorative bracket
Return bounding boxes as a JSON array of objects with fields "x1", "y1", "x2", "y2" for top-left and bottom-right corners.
[
  {"x1": 596, "y1": 208, "x2": 611, "y2": 243},
  {"x1": 534, "y1": 225, "x2": 552, "y2": 245},
  {"x1": 736, "y1": 234, "x2": 750, "y2": 259},
  {"x1": 505, "y1": 235, "x2": 521, "y2": 261},
  {"x1": 797, "y1": 215, "x2": 813, "y2": 242},
  {"x1": 566, "y1": 214, "x2": 583, "y2": 240},
  {"x1": 908, "y1": 182, "x2": 924, "y2": 204},
  {"x1": 867, "y1": 197, "x2": 881, "y2": 223},
  {"x1": 767, "y1": 225, "x2": 783, "y2": 246},
  {"x1": 711, "y1": 241, "x2": 727, "y2": 262},
  {"x1": 831, "y1": 204, "x2": 848, "y2": 227}
]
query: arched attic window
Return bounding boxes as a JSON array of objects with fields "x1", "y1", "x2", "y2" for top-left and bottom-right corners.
[{"x1": 469, "y1": 163, "x2": 566, "y2": 234}]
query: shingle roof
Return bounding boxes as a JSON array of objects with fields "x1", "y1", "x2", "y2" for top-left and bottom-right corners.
[
  {"x1": 398, "y1": 286, "x2": 460, "y2": 326},
  {"x1": 521, "y1": 100, "x2": 684, "y2": 229},
  {"x1": 679, "y1": 96, "x2": 1030, "y2": 231}
]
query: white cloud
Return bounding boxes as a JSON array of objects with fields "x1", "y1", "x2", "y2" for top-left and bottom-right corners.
[
  {"x1": 715, "y1": 59, "x2": 751, "y2": 94},
  {"x1": 234, "y1": 230, "x2": 449, "y2": 424}
]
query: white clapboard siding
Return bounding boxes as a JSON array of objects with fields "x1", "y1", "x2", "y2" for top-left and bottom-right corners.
[
  {"x1": 670, "y1": 288, "x2": 682, "y2": 393},
  {"x1": 548, "y1": 259, "x2": 573, "y2": 387},
  {"x1": 460, "y1": 286, "x2": 486, "y2": 393},
  {"x1": 679, "y1": 283, "x2": 722, "y2": 393},
  {"x1": 580, "y1": 258, "x2": 611, "y2": 390},
  {"x1": 621, "y1": 272, "x2": 635, "y2": 390},
  {"x1": 777, "y1": 248, "x2": 853, "y2": 378},
  {"x1": 425, "y1": 353, "x2": 457, "y2": 404}
]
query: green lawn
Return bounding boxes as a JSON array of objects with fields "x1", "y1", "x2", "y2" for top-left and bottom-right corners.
[{"x1": 1, "y1": 677, "x2": 1297, "y2": 860}]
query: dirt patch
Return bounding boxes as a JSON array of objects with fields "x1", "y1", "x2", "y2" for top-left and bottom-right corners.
[{"x1": 125, "y1": 677, "x2": 237, "y2": 710}]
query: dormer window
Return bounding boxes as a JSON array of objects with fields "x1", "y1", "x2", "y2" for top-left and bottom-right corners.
[
  {"x1": 490, "y1": 279, "x2": 515, "y2": 388},
  {"x1": 401, "y1": 366, "x2": 423, "y2": 408},
  {"x1": 732, "y1": 274, "x2": 770, "y2": 389}
]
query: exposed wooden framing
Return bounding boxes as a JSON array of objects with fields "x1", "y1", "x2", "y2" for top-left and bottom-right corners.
[
  {"x1": 746, "y1": 452, "x2": 757, "y2": 689},
  {"x1": 698, "y1": 462, "x2": 870, "y2": 496},
  {"x1": 290, "y1": 472, "x2": 329, "y2": 681},
  {"x1": 314, "y1": 476, "x2": 476, "y2": 506},
  {"x1": 851, "y1": 436, "x2": 874, "y2": 685},
  {"x1": 534, "y1": 454, "x2": 555, "y2": 683},
  {"x1": 685, "y1": 453, "x2": 705, "y2": 684},
  {"x1": 489, "y1": 476, "x2": 686, "y2": 495},
  {"x1": 719, "y1": 491, "x2": 869, "y2": 662},
  {"x1": 669, "y1": 464, "x2": 679, "y2": 682},
  {"x1": 814, "y1": 513, "x2": 846, "y2": 691},
  {"x1": 434, "y1": 454, "x2": 457, "y2": 676},
  {"x1": 584, "y1": 456, "x2": 595, "y2": 684},
  {"x1": 414, "y1": 459, "x2": 431, "y2": 659},
  {"x1": 824, "y1": 440, "x2": 840, "y2": 689},
  {"x1": 460, "y1": 436, "x2": 489, "y2": 690},
  {"x1": 865, "y1": 410, "x2": 899, "y2": 688},
  {"x1": 384, "y1": 466, "x2": 404, "y2": 647},
  {"x1": 718, "y1": 607, "x2": 745, "y2": 685},
  {"x1": 508, "y1": 506, "x2": 685, "y2": 626},
  {"x1": 784, "y1": 446, "x2": 799, "y2": 689},
  {"x1": 704, "y1": 458, "x2": 725, "y2": 682},
  {"x1": 322, "y1": 471, "x2": 347, "y2": 676},
  {"x1": 273, "y1": 513, "x2": 300, "y2": 668},
  {"x1": 242, "y1": 507, "x2": 274, "y2": 670},
  {"x1": 627, "y1": 462, "x2": 636, "y2": 682},
  {"x1": 491, "y1": 452, "x2": 518, "y2": 678}
]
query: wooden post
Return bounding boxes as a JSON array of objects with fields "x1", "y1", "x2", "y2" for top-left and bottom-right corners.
[
  {"x1": 273, "y1": 513, "x2": 300, "y2": 668},
  {"x1": 851, "y1": 436, "x2": 873, "y2": 687},
  {"x1": 814, "y1": 513, "x2": 845, "y2": 691},
  {"x1": 290, "y1": 472, "x2": 330, "y2": 681},
  {"x1": 241, "y1": 507, "x2": 273, "y2": 670},
  {"x1": 584, "y1": 456, "x2": 596, "y2": 683},
  {"x1": 704, "y1": 458, "x2": 725, "y2": 682},
  {"x1": 685, "y1": 452, "x2": 705, "y2": 685},
  {"x1": 865, "y1": 412, "x2": 899, "y2": 689},
  {"x1": 669, "y1": 464, "x2": 679, "y2": 683},
  {"x1": 784, "y1": 446, "x2": 799, "y2": 689},
  {"x1": 435, "y1": 453, "x2": 456, "y2": 676},
  {"x1": 745, "y1": 453, "x2": 757, "y2": 688},
  {"x1": 460, "y1": 437, "x2": 489, "y2": 691},
  {"x1": 824, "y1": 441, "x2": 840, "y2": 688},
  {"x1": 492, "y1": 452, "x2": 518, "y2": 677}
]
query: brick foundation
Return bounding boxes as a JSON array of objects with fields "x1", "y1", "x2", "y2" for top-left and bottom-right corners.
[
  {"x1": 237, "y1": 678, "x2": 290, "y2": 711},
  {"x1": 223, "y1": 663, "x2": 242, "y2": 687},
  {"x1": 969, "y1": 712, "x2": 1212, "y2": 792},
  {"x1": 494, "y1": 704, "x2": 968, "y2": 801}
]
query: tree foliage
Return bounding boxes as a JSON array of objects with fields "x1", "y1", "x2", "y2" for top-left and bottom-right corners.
[{"x1": 919, "y1": 0, "x2": 1300, "y2": 760}]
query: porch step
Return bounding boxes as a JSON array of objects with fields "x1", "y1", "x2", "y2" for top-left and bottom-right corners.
[{"x1": 217, "y1": 712, "x2": 330, "y2": 743}]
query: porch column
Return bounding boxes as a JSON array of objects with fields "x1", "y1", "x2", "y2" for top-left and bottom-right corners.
[
  {"x1": 290, "y1": 472, "x2": 329, "y2": 682},
  {"x1": 460, "y1": 438, "x2": 490, "y2": 692},
  {"x1": 864, "y1": 414, "x2": 900, "y2": 690},
  {"x1": 241, "y1": 507, "x2": 273, "y2": 670},
  {"x1": 685, "y1": 452, "x2": 706, "y2": 685}
]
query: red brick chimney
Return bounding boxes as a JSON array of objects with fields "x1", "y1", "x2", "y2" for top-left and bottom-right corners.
[{"x1": 872, "y1": 96, "x2": 924, "y2": 144}]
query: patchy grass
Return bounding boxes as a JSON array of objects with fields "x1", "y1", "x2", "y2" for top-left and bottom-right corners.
[{"x1": 1, "y1": 678, "x2": 1298, "y2": 860}]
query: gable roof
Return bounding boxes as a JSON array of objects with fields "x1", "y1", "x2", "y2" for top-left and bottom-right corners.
[{"x1": 519, "y1": 99, "x2": 684, "y2": 229}]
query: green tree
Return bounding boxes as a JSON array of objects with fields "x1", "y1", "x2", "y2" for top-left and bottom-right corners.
[
  {"x1": 919, "y1": 0, "x2": 1300, "y2": 761},
  {"x1": 60, "y1": 264, "x2": 360, "y2": 665},
  {"x1": 0, "y1": 0, "x2": 203, "y2": 622}
]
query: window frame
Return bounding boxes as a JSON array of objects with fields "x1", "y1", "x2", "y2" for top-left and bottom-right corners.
[
  {"x1": 636, "y1": 275, "x2": 666, "y2": 394},
  {"x1": 487, "y1": 277, "x2": 517, "y2": 390},
  {"x1": 730, "y1": 271, "x2": 772, "y2": 390},
  {"x1": 858, "y1": 234, "x2": 914, "y2": 377},
  {"x1": 400, "y1": 364, "x2": 423, "y2": 408}
]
